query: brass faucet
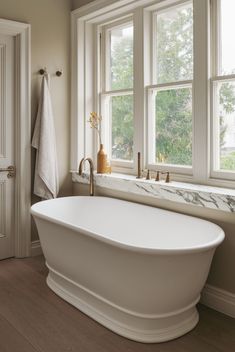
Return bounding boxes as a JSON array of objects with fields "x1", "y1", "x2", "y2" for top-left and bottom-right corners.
[{"x1": 78, "y1": 157, "x2": 94, "y2": 196}]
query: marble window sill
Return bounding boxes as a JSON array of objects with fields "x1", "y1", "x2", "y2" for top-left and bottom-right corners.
[{"x1": 72, "y1": 172, "x2": 235, "y2": 213}]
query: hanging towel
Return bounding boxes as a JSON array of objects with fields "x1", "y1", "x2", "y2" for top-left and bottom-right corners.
[{"x1": 32, "y1": 74, "x2": 59, "y2": 199}]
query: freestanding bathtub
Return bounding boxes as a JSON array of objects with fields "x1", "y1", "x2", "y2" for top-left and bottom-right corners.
[{"x1": 31, "y1": 196, "x2": 224, "y2": 343}]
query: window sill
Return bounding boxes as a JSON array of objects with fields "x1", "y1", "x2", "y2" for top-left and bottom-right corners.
[{"x1": 72, "y1": 172, "x2": 235, "y2": 213}]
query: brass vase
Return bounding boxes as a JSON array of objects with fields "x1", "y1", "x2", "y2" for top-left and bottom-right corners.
[{"x1": 97, "y1": 144, "x2": 107, "y2": 173}]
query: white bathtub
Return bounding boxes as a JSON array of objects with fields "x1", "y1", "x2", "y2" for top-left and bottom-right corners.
[{"x1": 31, "y1": 196, "x2": 224, "y2": 343}]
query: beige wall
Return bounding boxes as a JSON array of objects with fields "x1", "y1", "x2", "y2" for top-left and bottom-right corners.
[
  {"x1": 73, "y1": 183, "x2": 235, "y2": 294},
  {"x1": 71, "y1": 0, "x2": 94, "y2": 10},
  {"x1": 0, "y1": 0, "x2": 73, "y2": 241}
]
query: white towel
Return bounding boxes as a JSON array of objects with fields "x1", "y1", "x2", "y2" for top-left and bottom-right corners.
[{"x1": 32, "y1": 74, "x2": 59, "y2": 199}]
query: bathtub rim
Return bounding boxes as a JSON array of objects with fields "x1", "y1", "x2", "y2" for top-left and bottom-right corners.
[{"x1": 31, "y1": 196, "x2": 225, "y2": 255}]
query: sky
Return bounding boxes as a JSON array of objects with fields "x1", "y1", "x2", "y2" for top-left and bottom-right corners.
[{"x1": 221, "y1": 0, "x2": 235, "y2": 74}]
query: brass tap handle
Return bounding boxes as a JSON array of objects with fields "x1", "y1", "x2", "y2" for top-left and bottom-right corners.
[
  {"x1": 165, "y1": 172, "x2": 170, "y2": 183},
  {"x1": 146, "y1": 169, "x2": 151, "y2": 180},
  {"x1": 159, "y1": 171, "x2": 170, "y2": 183},
  {"x1": 136, "y1": 152, "x2": 142, "y2": 179},
  {"x1": 155, "y1": 171, "x2": 160, "y2": 182}
]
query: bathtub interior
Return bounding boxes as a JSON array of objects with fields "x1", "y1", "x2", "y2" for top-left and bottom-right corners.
[{"x1": 31, "y1": 196, "x2": 225, "y2": 252}]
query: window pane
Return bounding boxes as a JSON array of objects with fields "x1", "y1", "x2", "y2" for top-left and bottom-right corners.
[
  {"x1": 215, "y1": 82, "x2": 235, "y2": 171},
  {"x1": 156, "y1": 3, "x2": 193, "y2": 84},
  {"x1": 155, "y1": 87, "x2": 192, "y2": 166},
  {"x1": 110, "y1": 24, "x2": 133, "y2": 90},
  {"x1": 220, "y1": 0, "x2": 235, "y2": 75},
  {"x1": 111, "y1": 95, "x2": 133, "y2": 161}
]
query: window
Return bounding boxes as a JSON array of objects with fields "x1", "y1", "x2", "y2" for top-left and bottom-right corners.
[
  {"x1": 211, "y1": 0, "x2": 235, "y2": 179},
  {"x1": 148, "y1": 2, "x2": 193, "y2": 169},
  {"x1": 71, "y1": 0, "x2": 235, "y2": 187},
  {"x1": 101, "y1": 21, "x2": 134, "y2": 166}
]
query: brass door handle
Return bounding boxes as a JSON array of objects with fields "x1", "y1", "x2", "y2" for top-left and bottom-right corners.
[{"x1": 0, "y1": 165, "x2": 16, "y2": 178}]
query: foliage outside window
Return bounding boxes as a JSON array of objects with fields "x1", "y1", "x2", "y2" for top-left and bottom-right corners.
[
  {"x1": 151, "y1": 3, "x2": 193, "y2": 167},
  {"x1": 102, "y1": 23, "x2": 134, "y2": 162}
]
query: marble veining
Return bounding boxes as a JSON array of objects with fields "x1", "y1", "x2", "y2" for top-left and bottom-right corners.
[{"x1": 72, "y1": 172, "x2": 235, "y2": 213}]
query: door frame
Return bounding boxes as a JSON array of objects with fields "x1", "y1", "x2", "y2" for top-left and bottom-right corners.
[{"x1": 0, "y1": 19, "x2": 31, "y2": 258}]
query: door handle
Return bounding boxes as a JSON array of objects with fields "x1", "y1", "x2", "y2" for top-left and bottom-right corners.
[{"x1": 0, "y1": 165, "x2": 16, "y2": 178}]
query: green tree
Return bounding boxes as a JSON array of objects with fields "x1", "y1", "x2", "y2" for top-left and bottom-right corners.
[
  {"x1": 219, "y1": 82, "x2": 235, "y2": 170},
  {"x1": 155, "y1": 6, "x2": 193, "y2": 165},
  {"x1": 111, "y1": 35, "x2": 133, "y2": 91},
  {"x1": 219, "y1": 83, "x2": 235, "y2": 148},
  {"x1": 112, "y1": 95, "x2": 133, "y2": 160},
  {"x1": 155, "y1": 88, "x2": 192, "y2": 165},
  {"x1": 111, "y1": 32, "x2": 134, "y2": 160}
]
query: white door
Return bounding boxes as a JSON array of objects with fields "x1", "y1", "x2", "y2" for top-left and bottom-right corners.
[{"x1": 0, "y1": 34, "x2": 15, "y2": 260}]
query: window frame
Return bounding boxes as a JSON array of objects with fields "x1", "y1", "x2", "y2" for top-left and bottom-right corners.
[
  {"x1": 210, "y1": 0, "x2": 235, "y2": 181},
  {"x1": 146, "y1": 1, "x2": 194, "y2": 173},
  {"x1": 71, "y1": 0, "x2": 235, "y2": 188}
]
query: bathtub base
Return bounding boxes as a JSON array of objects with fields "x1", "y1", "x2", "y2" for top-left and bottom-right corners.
[{"x1": 46, "y1": 264, "x2": 199, "y2": 343}]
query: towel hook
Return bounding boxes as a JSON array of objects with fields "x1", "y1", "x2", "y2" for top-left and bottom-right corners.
[
  {"x1": 56, "y1": 70, "x2": 62, "y2": 77},
  {"x1": 39, "y1": 68, "x2": 62, "y2": 77},
  {"x1": 39, "y1": 67, "x2": 47, "y2": 75}
]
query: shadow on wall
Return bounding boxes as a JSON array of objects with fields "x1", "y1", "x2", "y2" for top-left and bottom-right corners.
[{"x1": 71, "y1": 0, "x2": 95, "y2": 11}]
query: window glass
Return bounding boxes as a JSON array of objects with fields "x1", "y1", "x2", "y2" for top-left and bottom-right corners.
[
  {"x1": 156, "y1": 3, "x2": 193, "y2": 84},
  {"x1": 220, "y1": 0, "x2": 235, "y2": 75},
  {"x1": 215, "y1": 81, "x2": 235, "y2": 171},
  {"x1": 110, "y1": 25, "x2": 133, "y2": 90},
  {"x1": 110, "y1": 95, "x2": 134, "y2": 161},
  {"x1": 154, "y1": 87, "x2": 192, "y2": 166}
]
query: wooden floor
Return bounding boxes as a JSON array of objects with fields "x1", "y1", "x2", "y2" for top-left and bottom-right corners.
[{"x1": 0, "y1": 256, "x2": 234, "y2": 352}]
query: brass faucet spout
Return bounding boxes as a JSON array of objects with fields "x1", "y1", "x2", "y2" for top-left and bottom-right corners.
[
  {"x1": 78, "y1": 158, "x2": 85, "y2": 175},
  {"x1": 78, "y1": 157, "x2": 94, "y2": 196}
]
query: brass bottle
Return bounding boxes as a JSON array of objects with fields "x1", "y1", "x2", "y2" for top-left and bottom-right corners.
[{"x1": 97, "y1": 144, "x2": 107, "y2": 173}]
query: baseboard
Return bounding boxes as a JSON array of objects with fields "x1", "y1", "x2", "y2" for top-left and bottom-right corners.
[
  {"x1": 31, "y1": 240, "x2": 43, "y2": 257},
  {"x1": 201, "y1": 284, "x2": 235, "y2": 318}
]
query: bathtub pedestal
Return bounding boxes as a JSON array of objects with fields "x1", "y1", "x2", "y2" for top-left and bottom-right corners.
[{"x1": 47, "y1": 264, "x2": 199, "y2": 343}]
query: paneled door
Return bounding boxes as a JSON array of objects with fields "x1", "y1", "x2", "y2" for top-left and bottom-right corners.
[{"x1": 0, "y1": 34, "x2": 15, "y2": 260}]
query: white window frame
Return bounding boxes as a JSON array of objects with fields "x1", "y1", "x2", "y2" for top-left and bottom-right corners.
[
  {"x1": 147, "y1": 1, "x2": 194, "y2": 175},
  {"x1": 210, "y1": 0, "x2": 235, "y2": 181},
  {"x1": 71, "y1": 0, "x2": 235, "y2": 188}
]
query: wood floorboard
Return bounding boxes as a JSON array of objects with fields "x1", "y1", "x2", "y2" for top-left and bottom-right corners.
[
  {"x1": 0, "y1": 256, "x2": 234, "y2": 352},
  {"x1": 192, "y1": 304, "x2": 235, "y2": 351},
  {"x1": 0, "y1": 314, "x2": 39, "y2": 352}
]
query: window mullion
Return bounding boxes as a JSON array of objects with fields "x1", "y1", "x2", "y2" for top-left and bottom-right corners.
[
  {"x1": 193, "y1": 0, "x2": 210, "y2": 183},
  {"x1": 211, "y1": 74, "x2": 235, "y2": 83},
  {"x1": 102, "y1": 88, "x2": 133, "y2": 96},
  {"x1": 133, "y1": 7, "x2": 145, "y2": 172},
  {"x1": 147, "y1": 80, "x2": 193, "y2": 91}
]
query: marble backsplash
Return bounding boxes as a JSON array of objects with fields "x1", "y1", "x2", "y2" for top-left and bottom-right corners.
[{"x1": 73, "y1": 172, "x2": 235, "y2": 213}]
